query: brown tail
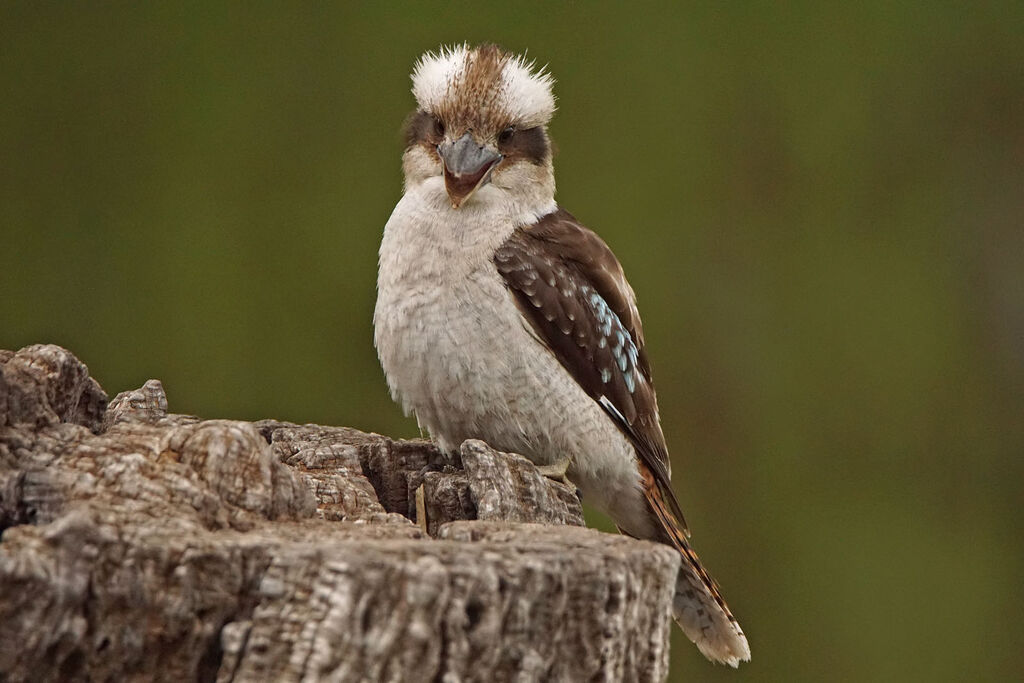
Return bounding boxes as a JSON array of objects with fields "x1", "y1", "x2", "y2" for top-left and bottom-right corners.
[{"x1": 637, "y1": 461, "x2": 750, "y2": 666}]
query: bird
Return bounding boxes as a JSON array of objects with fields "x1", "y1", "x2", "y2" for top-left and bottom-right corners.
[{"x1": 373, "y1": 43, "x2": 750, "y2": 667}]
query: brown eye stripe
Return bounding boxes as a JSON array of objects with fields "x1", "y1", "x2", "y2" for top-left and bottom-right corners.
[
  {"x1": 403, "y1": 110, "x2": 550, "y2": 164},
  {"x1": 500, "y1": 126, "x2": 550, "y2": 165},
  {"x1": 402, "y1": 110, "x2": 442, "y2": 148}
]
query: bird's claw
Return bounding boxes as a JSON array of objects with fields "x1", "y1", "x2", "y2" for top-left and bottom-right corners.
[
  {"x1": 416, "y1": 461, "x2": 446, "y2": 480},
  {"x1": 536, "y1": 457, "x2": 581, "y2": 500}
]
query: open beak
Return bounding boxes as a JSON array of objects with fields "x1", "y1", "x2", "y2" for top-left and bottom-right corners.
[{"x1": 437, "y1": 133, "x2": 503, "y2": 209}]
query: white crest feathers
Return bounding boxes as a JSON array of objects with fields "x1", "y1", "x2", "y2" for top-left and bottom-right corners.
[{"x1": 411, "y1": 44, "x2": 556, "y2": 129}]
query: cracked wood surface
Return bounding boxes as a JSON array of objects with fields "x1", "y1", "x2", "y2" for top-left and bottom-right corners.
[{"x1": 0, "y1": 344, "x2": 677, "y2": 682}]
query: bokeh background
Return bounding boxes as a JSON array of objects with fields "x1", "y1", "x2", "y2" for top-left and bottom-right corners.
[{"x1": 2, "y1": 3, "x2": 1022, "y2": 680}]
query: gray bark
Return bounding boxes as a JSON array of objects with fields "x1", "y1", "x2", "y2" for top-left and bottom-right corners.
[{"x1": 0, "y1": 344, "x2": 677, "y2": 682}]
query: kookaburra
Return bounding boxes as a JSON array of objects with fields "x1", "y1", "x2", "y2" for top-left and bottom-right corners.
[{"x1": 374, "y1": 44, "x2": 750, "y2": 667}]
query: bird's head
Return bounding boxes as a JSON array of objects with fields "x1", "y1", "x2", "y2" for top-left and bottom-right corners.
[{"x1": 402, "y1": 44, "x2": 556, "y2": 211}]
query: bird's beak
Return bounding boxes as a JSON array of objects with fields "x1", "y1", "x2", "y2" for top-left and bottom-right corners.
[{"x1": 437, "y1": 133, "x2": 503, "y2": 209}]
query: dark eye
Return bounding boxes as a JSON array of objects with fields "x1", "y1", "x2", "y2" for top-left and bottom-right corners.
[
  {"x1": 432, "y1": 116, "x2": 445, "y2": 138},
  {"x1": 498, "y1": 126, "x2": 515, "y2": 144}
]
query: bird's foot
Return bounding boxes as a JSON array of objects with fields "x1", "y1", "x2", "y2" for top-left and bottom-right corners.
[
  {"x1": 416, "y1": 461, "x2": 446, "y2": 480},
  {"x1": 536, "y1": 457, "x2": 582, "y2": 501},
  {"x1": 416, "y1": 447, "x2": 460, "y2": 481},
  {"x1": 536, "y1": 457, "x2": 569, "y2": 481}
]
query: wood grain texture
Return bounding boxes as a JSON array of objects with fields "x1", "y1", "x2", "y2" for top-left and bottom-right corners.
[{"x1": 0, "y1": 345, "x2": 678, "y2": 682}]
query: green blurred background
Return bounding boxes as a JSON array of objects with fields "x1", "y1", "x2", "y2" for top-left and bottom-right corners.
[{"x1": 2, "y1": 3, "x2": 1022, "y2": 680}]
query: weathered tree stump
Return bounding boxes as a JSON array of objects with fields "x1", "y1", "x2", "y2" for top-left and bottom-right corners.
[{"x1": 0, "y1": 344, "x2": 677, "y2": 682}]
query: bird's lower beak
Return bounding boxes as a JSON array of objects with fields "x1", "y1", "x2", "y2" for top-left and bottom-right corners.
[{"x1": 437, "y1": 133, "x2": 503, "y2": 209}]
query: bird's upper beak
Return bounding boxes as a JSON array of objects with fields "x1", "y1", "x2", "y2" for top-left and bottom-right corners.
[{"x1": 437, "y1": 133, "x2": 503, "y2": 209}]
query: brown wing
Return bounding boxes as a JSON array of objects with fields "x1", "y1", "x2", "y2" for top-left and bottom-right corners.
[{"x1": 494, "y1": 207, "x2": 688, "y2": 533}]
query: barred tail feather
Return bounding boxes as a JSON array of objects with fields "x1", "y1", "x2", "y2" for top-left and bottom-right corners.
[
  {"x1": 637, "y1": 461, "x2": 750, "y2": 666},
  {"x1": 673, "y1": 541, "x2": 750, "y2": 666}
]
